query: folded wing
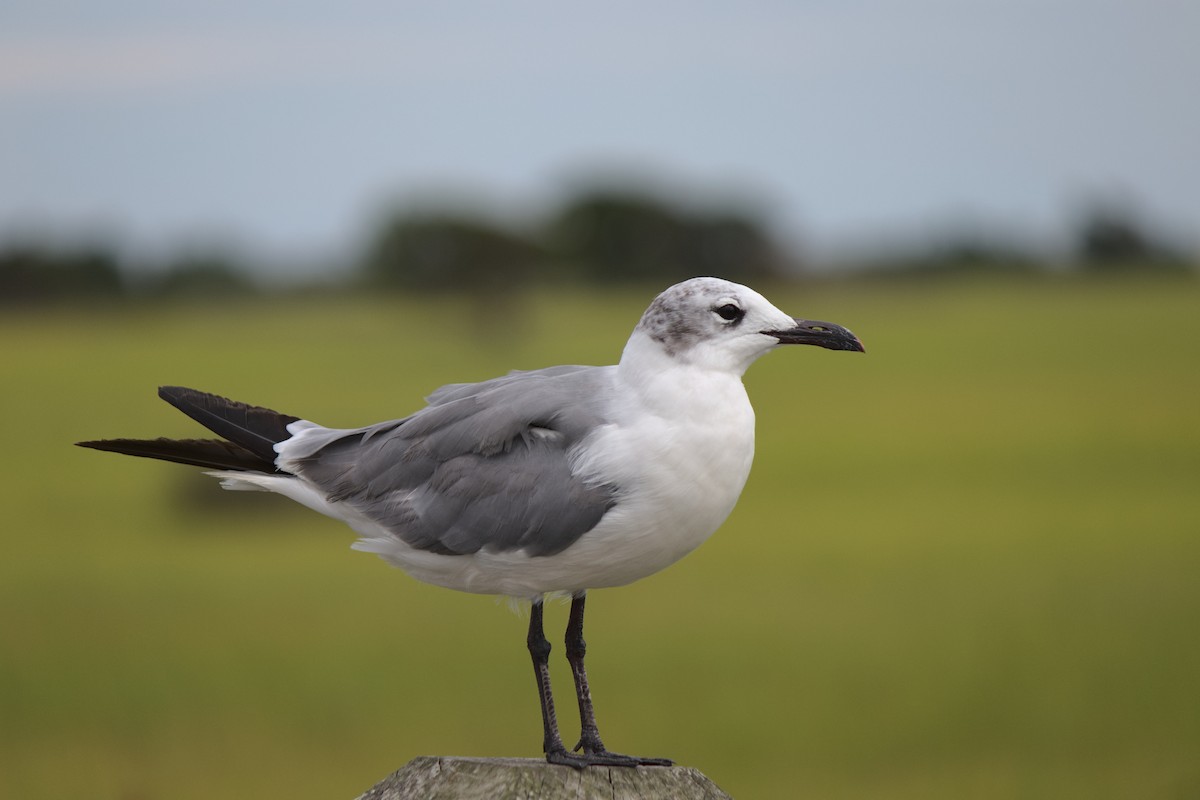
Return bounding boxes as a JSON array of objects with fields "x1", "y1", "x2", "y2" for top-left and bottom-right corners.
[{"x1": 287, "y1": 366, "x2": 619, "y2": 557}]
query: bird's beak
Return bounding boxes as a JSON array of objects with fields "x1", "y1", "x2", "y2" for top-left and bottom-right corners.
[{"x1": 767, "y1": 319, "x2": 865, "y2": 352}]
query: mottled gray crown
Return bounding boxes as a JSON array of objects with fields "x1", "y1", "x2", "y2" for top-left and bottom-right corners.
[{"x1": 635, "y1": 277, "x2": 747, "y2": 356}]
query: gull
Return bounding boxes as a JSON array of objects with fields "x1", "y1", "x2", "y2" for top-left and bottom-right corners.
[{"x1": 77, "y1": 277, "x2": 863, "y2": 768}]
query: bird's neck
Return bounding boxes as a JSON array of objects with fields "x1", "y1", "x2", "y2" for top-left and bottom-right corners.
[{"x1": 616, "y1": 331, "x2": 750, "y2": 420}]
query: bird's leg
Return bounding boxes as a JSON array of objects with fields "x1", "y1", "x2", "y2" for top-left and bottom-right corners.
[
  {"x1": 527, "y1": 599, "x2": 619, "y2": 769},
  {"x1": 564, "y1": 592, "x2": 606, "y2": 754},
  {"x1": 527, "y1": 599, "x2": 571, "y2": 761},
  {"x1": 563, "y1": 593, "x2": 673, "y2": 767}
]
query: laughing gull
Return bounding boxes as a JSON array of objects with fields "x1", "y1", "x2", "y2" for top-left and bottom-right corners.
[{"x1": 77, "y1": 276, "x2": 863, "y2": 768}]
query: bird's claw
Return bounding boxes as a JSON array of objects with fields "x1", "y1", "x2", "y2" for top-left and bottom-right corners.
[{"x1": 548, "y1": 746, "x2": 672, "y2": 769}]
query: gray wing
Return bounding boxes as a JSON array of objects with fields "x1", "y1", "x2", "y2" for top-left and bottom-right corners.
[{"x1": 291, "y1": 365, "x2": 617, "y2": 557}]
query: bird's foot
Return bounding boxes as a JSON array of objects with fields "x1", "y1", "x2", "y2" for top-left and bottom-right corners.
[
  {"x1": 594, "y1": 751, "x2": 673, "y2": 768},
  {"x1": 546, "y1": 744, "x2": 673, "y2": 769}
]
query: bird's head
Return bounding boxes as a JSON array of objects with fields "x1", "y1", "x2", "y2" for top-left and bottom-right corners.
[{"x1": 628, "y1": 277, "x2": 864, "y2": 375}]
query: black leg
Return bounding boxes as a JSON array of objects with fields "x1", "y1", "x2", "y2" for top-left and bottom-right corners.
[
  {"x1": 527, "y1": 598, "x2": 569, "y2": 759},
  {"x1": 564, "y1": 593, "x2": 605, "y2": 754},
  {"x1": 562, "y1": 593, "x2": 673, "y2": 767},
  {"x1": 528, "y1": 597, "x2": 620, "y2": 769}
]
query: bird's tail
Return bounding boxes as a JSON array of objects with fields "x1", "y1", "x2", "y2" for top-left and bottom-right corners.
[{"x1": 75, "y1": 386, "x2": 301, "y2": 474}]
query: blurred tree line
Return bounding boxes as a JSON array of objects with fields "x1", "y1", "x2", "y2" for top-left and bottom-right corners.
[
  {"x1": 1, "y1": 188, "x2": 1193, "y2": 308},
  {"x1": 360, "y1": 189, "x2": 783, "y2": 292},
  {"x1": 857, "y1": 201, "x2": 1193, "y2": 281}
]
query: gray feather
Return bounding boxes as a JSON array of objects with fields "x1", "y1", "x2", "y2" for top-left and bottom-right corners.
[{"x1": 293, "y1": 366, "x2": 618, "y2": 557}]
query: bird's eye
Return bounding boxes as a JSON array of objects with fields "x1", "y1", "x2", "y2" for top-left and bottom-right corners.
[{"x1": 714, "y1": 303, "x2": 744, "y2": 322}]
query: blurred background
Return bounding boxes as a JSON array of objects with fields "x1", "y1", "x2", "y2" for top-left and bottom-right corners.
[{"x1": 2, "y1": 2, "x2": 1198, "y2": 798}]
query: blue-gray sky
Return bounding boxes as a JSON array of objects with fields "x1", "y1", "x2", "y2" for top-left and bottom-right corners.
[{"x1": 2, "y1": 0, "x2": 1197, "y2": 273}]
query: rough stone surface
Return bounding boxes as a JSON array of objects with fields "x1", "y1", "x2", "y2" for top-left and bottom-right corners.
[{"x1": 354, "y1": 756, "x2": 733, "y2": 800}]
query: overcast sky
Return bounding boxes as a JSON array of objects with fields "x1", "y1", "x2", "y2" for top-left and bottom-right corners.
[{"x1": 2, "y1": 0, "x2": 1196, "y2": 272}]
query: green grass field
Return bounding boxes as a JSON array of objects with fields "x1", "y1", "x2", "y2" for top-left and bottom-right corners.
[{"x1": 2, "y1": 278, "x2": 1198, "y2": 799}]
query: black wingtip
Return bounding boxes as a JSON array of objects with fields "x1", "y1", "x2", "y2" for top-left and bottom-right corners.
[
  {"x1": 77, "y1": 386, "x2": 301, "y2": 472},
  {"x1": 157, "y1": 385, "x2": 218, "y2": 413},
  {"x1": 75, "y1": 436, "x2": 278, "y2": 472},
  {"x1": 158, "y1": 385, "x2": 202, "y2": 400},
  {"x1": 152, "y1": 385, "x2": 300, "y2": 464}
]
